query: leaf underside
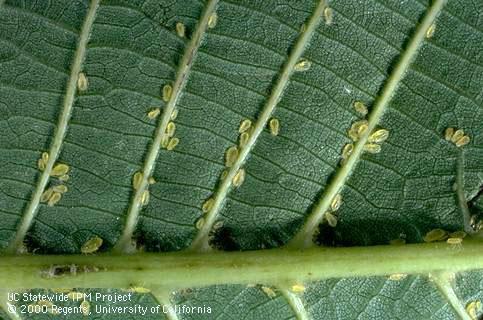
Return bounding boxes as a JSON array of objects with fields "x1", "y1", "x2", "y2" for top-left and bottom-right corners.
[{"x1": 0, "y1": 0, "x2": 482, "y2": 319}]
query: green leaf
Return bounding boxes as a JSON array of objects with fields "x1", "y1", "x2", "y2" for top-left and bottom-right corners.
[{"x1": 0, "y1": 0, "x2": 482, "y2": 319}]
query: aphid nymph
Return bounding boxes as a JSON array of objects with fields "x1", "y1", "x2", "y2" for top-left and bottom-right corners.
[
  {"x1": 147, "y1": 108, "x2": 160, "y2": 119},
  {"x1": 162, "y1": 84, "x2": 173, "y2": 102},
  {"x1": 77, "y1": 72, "x2": 88, "y2": 92},
  {"x1": 426, "y1": 23, "x2": 436, "y2": 38},
  {"x1": 176, "y1": 22, "x2": 186, "y2": 38},
  {"x1": 291, "y1": 284, "x2": 305, "y2": 293},
  {"x1": 81, "y1": 236, "x2": 103, "y2": 254},
  {"x1": 208, "y1": 12, "x2": 218, "y2": 29},
  {"x1": 225, "y1": 146, "x2": 239, "y2": 167},
  {"x1": 324, "y1": 7, "x2": 333, "y2": 25},
  {"x1": 269, "y1": 118, "x2": 280, "y2": 136},
  {"x1": 353, "y1": 101, "x2": 367, "y2": 116},
  {"x1": 294, "y1": 59, "x2": 311, "y2": 72},
  {"x1": 167, "y1": 137, "x2": 179, "y2": 151},
  {"x1": 330, "y1": 194, "x2": 342, "y2": 211},
  {"x1": 202, "y1": 197, "x2": 215, "y2": 213},
  {"x1": 239, "y1": 119, "x2": 252, "y2": 133},
  {"x1": 423, "y1": 229, "x2": 447, "y2": 242},
  {"x1": 47, "y1": 192, "x2": 62, "y2": 207},
  {"x1": 232, "y1": 168, "x2": 245, "y2": 187},
  {"x1": 51, "y1": 163, "x2": 70, "y2": 177},
  {"x1": 133, "y1": 171, "x2": 143, "y2": 190}
]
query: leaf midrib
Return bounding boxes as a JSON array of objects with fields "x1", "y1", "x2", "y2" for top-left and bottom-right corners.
[
  {"x1": 5, "y1": 0, "x2": 101, "y2": 254},
  {"x1": 113, "y1": 0, "x2": 220, "y2": 252},
  {"x1": 288, "y1": 0, "x2": 448, "y2": 249}
]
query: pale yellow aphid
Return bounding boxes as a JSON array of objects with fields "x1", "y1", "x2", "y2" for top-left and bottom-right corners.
[
  {"x1": 208, "y1": 12, "x2": 218, "y2": 29},
  {"x1": 170, "y1": 108, "x2": 178, "y2": 120},
  {"x1": 423, "y1": 228, "x2": 448, "y2": 242},
  {"x1": 213, "y1": 220, "x2": 224, "y2": 230},
  {"x1": 300, "y1": 23, "x2": 306, "y2": 33},
  {"x1": 291, "y1": 284, "x2": 305, "y2": 293},
  {"x1": 348, "y1": 120, "x2": 369, "y2": 141},
  {"x1": 130, "y1": 286, "x2": 151, "y2": 293},
  {"x1": 166, "y1": 121, "x2": 176, "y2": 137},
  {"x1": 225, "y1": 146, "x2": 239, "y2": 167},
  {"x1": 147, "y1": 108, "x2": 160, "y2": 119},
  {"x1": 80, "y1": 300, "x2": 90, "y2": 316},
  {"x1": 51, "y1": 163, "x2": 70, "y2": 177},
  {"x1": 141, "y1": 189, "x2": 150, "y2": 206},
  {"x1": 363, "y1": 143, "x2": 381, "y2": 154},
  {"x1": 162, "y1": 84, "x2": 173, "y2": 102},
  {"x1": 388, "y1": 273, "x2": 407, "y2": 281},
  {"x1": 59, "y1": 174, "x2": 70, "y2": 182},
  {"x1": 67, "y1": 291, "x2": 86, "y2": 301},
  {"x1": 167, "y1": 137, "x2": 179, "y2": 151},
  {"x1": 294, "y1": 58, "x2": 311, "y2": 72},
  {"x1": 132, "y1": 171, "x2": 143, "y2": 190},
  {"x1": 40, "y1": 188, "x2": 54, "y2": 203},
  {"x1": 330, "y1": 194, "x2": 342, "y2": 211},
  {"x1": 81, "y1": 236, "x2": 103, "y2": 254},
  {"x1": 176, "y1": 22, "x2": 185, "y2": 38},
  {"x1": 42, "y1": 151, "x2": 49, "y2": 163},
  {"x1": 232, "y1": 168, "x2": 245, "y2": 187},
  {"x1": 47, "y1": 192, "x2": 62, "y2": 207},
  {"x1": 444, "y1": 127, "x2": 454, "y2": 141},
  {"x1": 426, "y1": 23, "x2": 436, "y2": 38},
  {"x1": 446, "y1": 237, "x2": 463, "y2": 245},
  {"x1": 449, "y1": 231, "x2": 466, "y2": 239},
  {"x1": 357, "y1": 123, "x2": 368, "y2": 136},
  {"x1": 348, "y1": 129, "x2": 359, "y2": 142},
  {"x1": 148, "y1": 177, "x2": 156, "y2": 184},
  {"x1": 77, "y1": 72, "x2": 88, "y2": 92},
  {"x1": 239, "y1": 119, "x2": 252, "y2": 133},
  {"x1": 455, "y1": 135, "x2": 470, "y2": 147},
  {"x1": 269, "y1": 118, "x2": 280, "y2": 136},
  {"x1": 466, "y1": 300, "x2": 481, "y2": 320},
  {"x1": 38, "y1": 158, "x2": 46, "y2": 171},
  {"x1": 325, "y1": 211, "x2": 338, "y2": 227},
  {"x1": 202, "y1": 197, "x2": 215, "y2": 213},
  {"x1": 353, "y1": 101, "x2": 367, "y2": 116},
  {"x1": 53, "y1": 185, "x2": 68, "y2": 193},
  {"x1": 451, "y1": 129, "x2": 465, "y2": 143},
  {"x1": 161, "y1": 135, "x2": 170, "y2": 148},
  {"x1": 239, "y1": 132, "x2": 250, "y2": 148},
  {"x1": 389, "y1": 238, "x2": 406, "y2": 245},
  {"x1": 324, "y1": 7, "x2": 333, "y2": 25},
  {"x1": 368, "y1": 129, "x2": 389, "y2": 144},
  {"x1": 261, "y1": 286, "x2": 276, "y2": 298},
  {"x1": 342, "y1": 143, "x2": 354, "y2": 159},
  {"x1": 195, "y1": 217, "x2": 205, "y2": 230}
]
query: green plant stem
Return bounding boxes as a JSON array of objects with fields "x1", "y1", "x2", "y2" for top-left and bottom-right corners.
[{"x1": 1, "y1": 240, "x2": 482, "y2": 289}]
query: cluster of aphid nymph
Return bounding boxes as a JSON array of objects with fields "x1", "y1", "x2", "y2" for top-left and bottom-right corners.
[
  {"x1": 324, "y1": 194, "x2": 342, "y2": 228},
  {"x1": 38, "y1": 152, "x2": 70, "y2": 207},
  {"x1": 423, "y1": 228, "x2": 466, "y2": 245},
  {"x1": 132, "y1": 171, "x2": 156, "y2": 208},
  {"x1": 444, "y1": 127, "x2": 471, "y2": 147},
  {"x1": 341, "y1": 101, "x2": 389, "y2": 165}
]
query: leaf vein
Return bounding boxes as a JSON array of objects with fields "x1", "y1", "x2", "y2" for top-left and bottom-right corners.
[
  {"x1": 113, "y1": 0, "x2": 220, "y2": 253},
  {"x1": 288, "y1": 0, "x2": 448, "y2": 248},
  {"x1": 5, "y1": 0, "x2": 101, "y2": 253},
  {"x1": 188, "y1": 0, "x2": 328, "y2": 252}
]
